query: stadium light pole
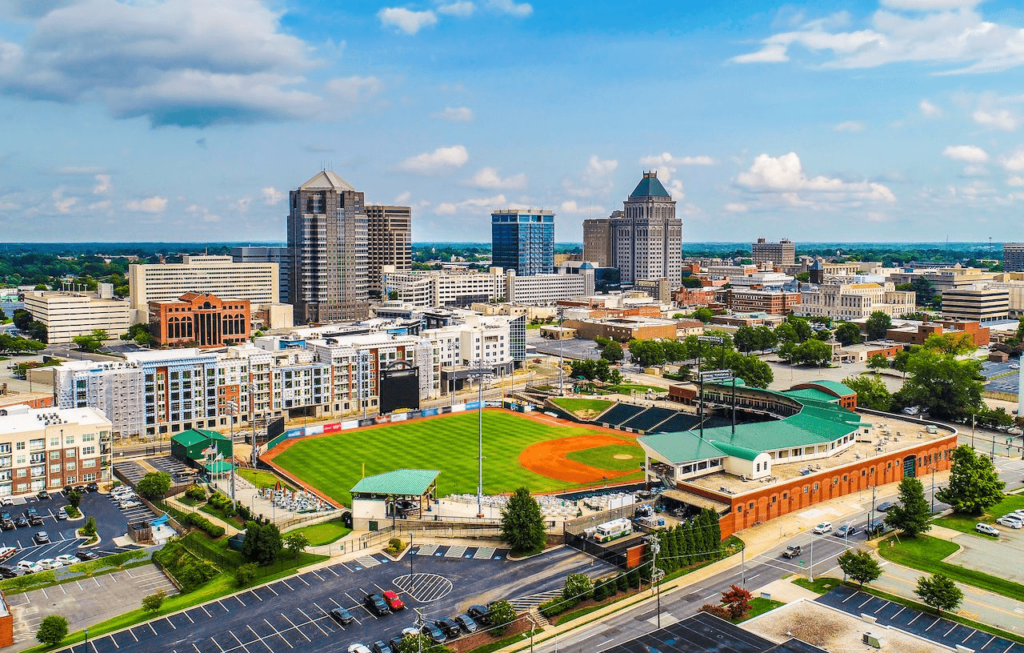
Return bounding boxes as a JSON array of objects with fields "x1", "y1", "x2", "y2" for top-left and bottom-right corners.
[{"x1": 467, "y1": 359, "x2": 492, "y2": 518}]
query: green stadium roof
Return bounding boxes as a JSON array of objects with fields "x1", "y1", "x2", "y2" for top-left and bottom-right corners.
[
  {"x1": 635, "y1": 431, "x2": 725, "y2": 462},
  {"x1": 172, "y1": 429, "x2": 231, "y2": 447},
  {"x1": 204, "y1": 460, "x2": 234, "y2": 473},
  {"x1": 710, "y1": 441, "x2": 762, "y2": 461},
  {"x1": 350, "y1": 469, "x2": 440, "y2": 497},
  {"x1": 783, "y1": 388, "x2": 839, "y2": 403},
  {"x1": 629, "y1": 173, "x2": 671, "y2": 198},
  {"x1": 801, "y1": 380, "x2": 856, "y2": 397}
]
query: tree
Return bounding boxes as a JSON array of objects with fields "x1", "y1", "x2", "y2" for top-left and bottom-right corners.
[
  {"x1": 235, "y1": 562, "x2": 259, "y2": 587},
  {"x1": 753, "y1": 325, "x2": 778, "y2": 352},
  {"x1": 628, "y1": 339, "x2": 666, "y2": 368},
  {"x1": 935, "y1": 445, "x2": 1005, "y2": 515},
  {"x1": 395, "y1": 634, "x2": 452, "y2": 653},
  {"x1": 842, "y1": 375, "x2": 893, "y2": 411},
  {"x1": 786, "y1": 316, "x2": 813, "y2": 342},
  {"x1": 911, "y1": 276, "x2": 936, "y2": 305},
  {"x1": 487, "y1": 599, "x2": 517, "y2": 633},
  {"x1": 500, "y1": 487, "x2": 546, "y2": 554},
  {"x1": 142, "y1": 589, "x2": 166, "y2": 613},
  {"x1": 242, "y1": 520, "x2": 283, "y2": 566},
  {"x1": 121, "y1": 323, "x2": 153, "y2": 346},
  {"x1": 865, "y1": 311, "x2": 892, "y2": 340},
  {"x1": 600, "y1": 340, "x2": 624, "y2": 363},
  {"x1": 72, "y1": 328, "x2": 109, "y2": 353},
  {"x1": 733, "y1": 326, "x2": 757, "y2": 354},
  {"x1": 720, "y1": 584, "x2": 752, "y2": 620},
  {"x1": 922, "y1": 332, "x2": 976, "y2": 356},
  {"x1": 791, "y1": 339, "x2": 833, "y2": 366},
  {"x1": 36, "y1": 615, "x2": 69, "y2": 647},
  {"x1": 896, "y1": 350, "x2": 983, "y2": 421},
  {"x1": 893, "y1": 350, "x2": 911, "y2": 377},
  {"x1": 66, "y1": 489, "x2": 82, "y2": 510},
  {"x1": 563, "y1": 572, "x2": 594, "y2": 602},
  {"x1": 727, "y1": 352, "x2": 773, "y2": 389},
  {"x1": 884, "y1": 477, "x2": 932, "y2": 537},
  {"x1": 285, "y1": 532, "x2": 309, "y2": 560},
  {"x1": 837, "y1": 549, "x2": 881, "y2": 588},
  {"x1": 834, "y1": 322, "x2": 862, "y2": 346},
  {"x1": 135, "y1": 471, "x2": 171, "y2": 499},
  {"x1": 915, "y1": 574, "x2": 963, "y2": 615},
  {"x1": 690, "y1": 307, "x2": 714, "y2": 323},
  {"x1": 387, "y1": 290, "x2": 399, "y2": 301},
  {"x1": 81, "y1": 516, "x2": 97, "y2": 538},
  {"x1": 867, "y1": 354, "x2": 890, "y2": 372}
]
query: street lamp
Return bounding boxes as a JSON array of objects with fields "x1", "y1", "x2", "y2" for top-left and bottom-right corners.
[
  {"x1": 84, "y1": 628, "x2": 89, "y2": 653},
  {"x1": 466, "y1": 359, "x2": 493, "y2": 518}
]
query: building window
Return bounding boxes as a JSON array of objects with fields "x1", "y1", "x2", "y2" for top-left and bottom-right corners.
[
  {"x1": 813, "y1": 483, "x2": 819, "y2": 491},
  {"x1": 803, "y1": 486, "x2": 808, "y2": 494}
]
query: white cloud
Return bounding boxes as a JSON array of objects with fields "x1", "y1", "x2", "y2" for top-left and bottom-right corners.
[
  {"x1": 435, "y1": 193, "x2": 510, "y2": 215},
  {"x1": 1001, "y1": 150, "x2": 1024, "y2": 172},
  {"x1": 559, "y1": 200, "x2": 606, "y2": 216},
  {"x1": 467, "y1": 167, "x2": 527, "y2": 190},
  {"x1": 262, "y1": 187, "x2": 283, "y2": 205},
  {"x1": 394, "y1": 191, "x2": 412, "y2": 204},
  {"x1": 942, "y1": 144, "x2": 989, "y2": 163},
  {"x1": 57, "y1": 166, "x2": 105, "y2": 175},
  {"x1": 961, "y1": 165, "x2": 989, "y2": 176},
  {"x1": 378, "y1": 7, "x2": 438, "y2": 34},
  {"x1": 485, "y1": 0, "x2": 532, "y2": 17},
  {"x1": 1007, "y1": 176, "x2": 1024, "y2": 187},
  {"x1": 438, "y1": 2, "x2": 475, "y2": 17},
  {"x1": 563, "y1": 155, "x2": 618, "y2": 198},
  {"x1": 735, "y1": 152, "x2": 896, "y2": 203},
  {"x1": 396, "y1": 145, "x2": 469, "y2": 174},
  {"x1": 919, "y1": 99, "x2": 944, "y2": 117},
  {"x1": 92, "y1": 174, "x2": 112, "y2": 195},
  {"x1": 52, "y1": 187, "x2": 76, "y2": 214},
  {"x1": 0, "y1": 0, "x2": 326, "y2": 127},
  {"x1": 972, "y1": 108, "x2": 1019, "y2": 131},
  {"x1": 833, "y1": 120, "x2": 865, "y2": 132},
  {"x1": 186, "y1": 204, "x2": 220, "y2": 223},
  {"x1": 126, "y1": 196, "x2": 168, "y2": 213},
  {"x1": 325, "y1": 76, "x2": 381, "y2": 105},
  {"x1": 730, "y1": 4, "x2": 1024, "y2": 74},
  {"x1": 723, "y1": 203, "x2": 749, "y2": 213},
  {"x1": 432, "y1": 106, "x2": 474, "y2": 122},
  {"x1": 88, "y1": 200, "x2": 111, "y2": 211},
  {"x1": 639, "y1": 152, "x2": 717, "y2": 167}
]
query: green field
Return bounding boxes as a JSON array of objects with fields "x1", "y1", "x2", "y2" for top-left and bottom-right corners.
[
  {"x1": 238, "y1": 468, "x2": 294, "y2": 490},
  {"x1": 285, "y1": 518, "x2": 352, "y2": 546},
  {"x1": 566, "y1": 444, "x2": 643, "y2": 471},
  {"x1": 271, "y1": 411, "x2": 641, "y2": 506},
  {"x1": 933, "y1": 493, "x2": 1024, "y2": 537},
  {"x1": 604, "y1": 384, "x2": 668, "y2": 394},
  {"x1": 551, "y1": 397, "x2": 613, "y2": 418}
]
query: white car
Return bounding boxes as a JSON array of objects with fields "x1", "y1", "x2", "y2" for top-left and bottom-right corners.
[
  {"x1": 975, "y1": 523, "x2": 1000, "y2": 537},
  {"x1": 1010, "y1": 509, "x2": 1024, "y2": 520},
  {"x1": 16, "y1": 561, "x2": 42, "y2": 574},
  {"x1": 119, "y1": 500, "x2": 142, "y2": 509},
  {"x1": 0, "y1": 497, "x2": 12, "y2": 507},
  {"x1": 348, "y1": 645, "x2": 372, "y2": 653},
  {"x1": 996, "y1": 516, "x2": 1023, "y2": 529},
  {"x1": 37, "y1": 559, "x2": 62, "y2": 570},
  {"x1": 55, "y1": 554, "x2": 79, "y2": 565},
  {"x1": 0, "y1": 546, "x2": 16, "y2": 561},
  {"x1": 111, "y1": 490, "x2": 135, "y2": 499},
  {"x1": 813, "y1": 522, "x2": 833, "y2": 535}
]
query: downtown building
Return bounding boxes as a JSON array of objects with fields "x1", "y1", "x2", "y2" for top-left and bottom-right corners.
[
  {"x1": 23, "y1": 284, "x2": 131, "y2": 344},
  {"x1": 491, "y1": 209, "x2": 555, "y2": 276},
  {"x1": 1003, "y1": 243, "x2": 1024, "y2": 273},
  {"x1": 380, "y1": 266, "x2": 588, "y2": 307},
  {"x1": 798, "y1": 280, "x2": 916, "y2": 320},
  {"x1": 751, "y1": 237, "x2": 795, "y2": 267},
  {"x1": 366, "y1": 205, "x2": 413, "y2": 297}
]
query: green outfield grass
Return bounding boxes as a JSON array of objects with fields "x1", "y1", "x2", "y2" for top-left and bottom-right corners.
[
  {"x1": 551, "y1": 397, "x2": 614, "y2": 418},
  {"x1": 566, "y1": 444, "x2": 643, "y2": 472},
  {"x1": 238, "y1": 468, "x2": 294, "y2": 490},
  {"x1": 271, "y1": 411, "x2": 642, "y2": 506}
]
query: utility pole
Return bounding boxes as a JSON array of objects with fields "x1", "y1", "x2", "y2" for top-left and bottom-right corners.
[
  {"x1": 650, "y1": 539, "x2": 662, "y2": 628},
  {"x1": 467, "y1": 359, "x2": 491, "y2": 518},
  {"x1": 808, "y1": 531, "x2": 814, "y2": 583},
  {"x1": 931, "y1": 466, "x2": 936, "y2": 514},
  {"x1": 870, "y1": 485, "x2": 877, "y2": 533},
  {"x1": 410, "y1": 532, "x2": 414, "y2": 577}
]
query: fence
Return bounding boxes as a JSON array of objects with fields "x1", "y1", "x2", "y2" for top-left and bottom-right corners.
[
  {"x1": 563, "y1": 500, "x2": 656, "y2": 536},
  {"x1": 562, "y1": 500, "x2": 657, "y2": 568}
]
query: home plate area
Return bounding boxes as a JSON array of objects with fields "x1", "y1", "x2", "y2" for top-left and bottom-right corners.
[{"x1": 411, "y1": 544, "x2": 508, "y2": 560}]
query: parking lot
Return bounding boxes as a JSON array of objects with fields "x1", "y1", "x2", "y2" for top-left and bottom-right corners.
[
  {"x1": 945, "y1": 520, "x2": 1024, "y2": 584},
  {"x1": 59, "y1": 544, "x2": 616, "y2": 653},
  {"x1": 982, "y1": 360, "x2": 1021, "y2": 395}
]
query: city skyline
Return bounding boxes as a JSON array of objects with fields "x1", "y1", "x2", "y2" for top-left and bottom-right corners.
[{"x1": 2, "y1": 1, "x2": 1024, "y2": 243}]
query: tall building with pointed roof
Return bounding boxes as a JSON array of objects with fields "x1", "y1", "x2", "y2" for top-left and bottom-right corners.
[
  {"x1": 286, "y1": 170, "x2": 370, "y2": 323},
  {"x1": 609, "y1": 171, "x2": 682, "y2": 284}
]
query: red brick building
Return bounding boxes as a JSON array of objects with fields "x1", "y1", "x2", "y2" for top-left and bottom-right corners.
[
  {"x1": 887, "y1": 319, "x2": 990, "y2": 348},
  {"x1": 674, "y1": 287, "x2": 718, "y2": 307},
  {"x1": 149, "y1": 292, "x2": 251, "y2": 349},
  {"x1": 722, "y1": 289, "x2": 802, "y2": 315}
]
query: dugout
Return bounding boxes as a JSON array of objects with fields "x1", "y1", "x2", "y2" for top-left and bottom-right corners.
[
  {"x1": 171, "y1": 429, "x2": 233, "y2": 465},
  {"x1": 350, "y1": 469, "x2": 439, "y2": 531}
]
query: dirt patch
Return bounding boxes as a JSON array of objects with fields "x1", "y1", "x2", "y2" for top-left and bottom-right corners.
[
  {"x1": 519, "y1": 435, "x2": 640, "y2": 484},
  {"x1": 612, "y1": 454, "x2": 634, "y2": 460}
]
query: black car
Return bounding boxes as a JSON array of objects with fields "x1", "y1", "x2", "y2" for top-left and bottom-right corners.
[
  {"x1": 467, "y1": 605, "x2": 490, "y2": 625},
  {"x1": 834, "y1": 524, "x2": 858, "y2": 538},
  {"x1": 28, "y1": 515, "x2": 43, "y2": 526},
  {"x1": 371, "y1": 641, "x2": 393, "y2": 653},
  {"x1": 329, "y1": 607, "x2": 355, "y2": 625},
  {"x1": 454, "y1": 614, "x2": 478, "y2": 634},
  {"x1": 421, "y1": 623, "x2": 446, "y2": 644},
  {"x1": 876, "y1": 501, "x2": 895, "y2": 512},
  {"x1": 36, "y1": 491, "x2": 49, "y2": 501},
  {"x1": 73, "y1": 485, "x2": 86, "y2": 494},
  {"x1": 86, "y1": 482, "x2": 99, "y2": 493},
  {"x1": 364, "y1": 593, "x2": 390, "y2": 616},
  {"x1": 387, "y1": 637, "x2": 406, "y2": 653},
  {"x1": 0, "y1": 565, "x2": 16, "y2": 579},
  {"x1": 1, "y1": 520, "x2": 14, "y2": 531},
  {"x1": 24, "y1": 507, "x2": 37, "y2": 518},
  {"x1": 75, "y1": 550, "x2": 99, "y2": 562},
  {"x1": 435, "y1": 618, "x2": 461, "y2": 639},
  {"x1": 14, "y1": 516, "x2": 28, "y2": 528}
]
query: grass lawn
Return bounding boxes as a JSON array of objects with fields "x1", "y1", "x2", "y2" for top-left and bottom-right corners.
[
  {"x1": 566, "y1": 444, "x2": 643, "y2": 472},
  {"x1": 933, "y1": 493, "x2": 1024, "y2": 537},
  {"x1": 605, "y1": 384, "x2": 668, "y2": 394},
  {"x1": 200, "y1": 503, "x2": 245, "y2": 528},
  {"x1": 791, "y1": 577, "x2": 842, "y2": 594},
  {"x1": 736, "y1": 597, "x2": 785, "y2": 622},
  {"x1": 237, "y1": 468, "x2": 294, "y2": 490},
  {"x1": 285, "y1": 517, "x2": 352, "y2": 546},
  {"x1": 551, "y1": 397, "x2": 614, "y2": 418},
  {"x1": 272, "y1": 411, "x2": 644, "y2": 505},
  {"x1": 877, "y1": 534, "x2": 1024, "y2": 601}
]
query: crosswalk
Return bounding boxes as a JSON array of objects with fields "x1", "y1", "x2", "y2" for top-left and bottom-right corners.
[
  {"x1": 352, "y1": 554, "x2": 381, "y2": 569},
  {"x1": 508, "y1": 589, "x2": 562, "y2": 612},
  {"x1": 409, "y1": 544, "x2": 508, "y2": 560}
]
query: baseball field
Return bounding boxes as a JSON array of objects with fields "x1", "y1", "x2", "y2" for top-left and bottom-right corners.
[{"x1": 266, "y1": 409, "x2": 645, "y2": 506}]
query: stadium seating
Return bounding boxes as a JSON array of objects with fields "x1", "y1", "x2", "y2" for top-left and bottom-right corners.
[
  {"x1": 620, "y1": 407, "x2": 679, "y2": 433},
  {"x1": 597, "y1": 403, "x2": 646, "y2": 427}
]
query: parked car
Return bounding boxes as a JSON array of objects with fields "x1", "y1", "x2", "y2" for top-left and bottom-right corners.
[
  {"x1": 36, "y1": 491, "x2": 50, "y2": 501},
  {"x1": 330, "y1": 607, "x2": 355, "y2": 625},
  {"x1": 876, "y1": 502, "x2": 895, "y2": 512},
  {"x1": 812, "y1": 522, "x2": 833, "y2": 535},
  {"x1": 371, "y1": 641, "x2": 393, "y2": 653},
  {"x1": 364, "y1": 593, "x2": 390, "y2": 617},
  {"x1": 782, "y1": 545, "x2": 802, "y2": 559},
  {"x1": 37, "y1": 559, "x2": 62, "y2": 570},
  {"x1": 421, "y1": 622, "x2": 447, "y2": 644},
  {"x1": 86, "y1": 482, "x2": 99, "y2": 493},
  {"x1": 865, "y1": 520, "x2": 888, "y2": 536},
  {"x1": 996, "y1": 516, "x2": 1023, "y2": 529},
  {"x1": 0, "y1": 520, "x2": 13, "y2": 531},
  {"x1": 34, "y1": 531, "x2": 50, "y2": 544},
  {"x1": 56, "y1": 508, "x2": 68, "y2": 521},
  {"x1": 28, "y1": 515, "x2": 43, "y2": 526},
  {"x1": 14, "y1": 516, "x2": 28, "y2": 528},
  {"x1": 454, "y1": 614, "x2": 478, "y2": 634},
  {"x1": 975, "y1": 523, "x2": 1000, "y2": 537},
  {"x1": 16, "y1": 561, "x2": 42, "y2": 574},
  {"x1": 55, "y1": 554, "x2": 79, "y2": 565},
  {"x1": 24, "y1": 507, "x2": 37, "y2": 518},
  {"x1": 835, "y1": 524, "x2": 859, "y2": 538},
  {"x1": 119, "y1": 500, "x2": 142, "y2": 510},
  {"x1": 75, "y1": 550, "x2": 99, "y2": 562},
  {"x1": 0, "y1": 566, "x2": 24, "y2": 579},
  {"x1": 348, "y1": 645, "x2": 371, "y2": 653},
  {"x1": 467, "y1": 605, "x2": 491, "y2": 625},
  {"x1": 435, "y1": 618, "x2": 461, "y2": 639},
  {"x1": 0, "y1": 496, "x2": 11, "y2": 507},
  {"x1": 0, "y1": 546, "x2": 16, "y2": 561},
  {"x1": 382, "y1": 590, "x2": 405, "y2": 611}
]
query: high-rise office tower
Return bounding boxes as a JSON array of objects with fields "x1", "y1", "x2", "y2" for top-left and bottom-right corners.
[
  {"x1": 491, "y1": 209, "x2": 555, "y2": 276},
  {"x1": 609, "y1": 171, "x2": 682, "y2": 284},
  {"x1": 231, "y1": 246, "x2": 292, "y2": 304},
  {"x1": 366, "y1": 205, "x2": 413, "y2": 297},
  {"x1": 1004, "y1": 243, "x2": 1024, "y2": 272},
  {"x1": 287, "y1": 171, "x2": 369, "y2": 323},
  {"x1": 752, "y1": 237, "x2": 795, "y2": 267},
  {"x1": 583, "y1": 217, "x2": 613, "y2": 267}
]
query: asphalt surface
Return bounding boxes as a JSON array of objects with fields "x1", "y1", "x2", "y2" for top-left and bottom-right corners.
[{"x1": 60, "y1": 545, "x2": 616, "y2": 653}]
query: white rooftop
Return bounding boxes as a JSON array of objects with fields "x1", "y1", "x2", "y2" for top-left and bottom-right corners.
[
  {"x1": 0, "y1": 405, "x2": 110, "y2": 435},
  {"x1": 300, "y1": 170, "x2": 354, "y2": 191}
]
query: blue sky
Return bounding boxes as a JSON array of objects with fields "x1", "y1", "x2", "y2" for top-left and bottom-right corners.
[{"x1": 1, "y1": 0, "x2": 1024, "y2": 244}]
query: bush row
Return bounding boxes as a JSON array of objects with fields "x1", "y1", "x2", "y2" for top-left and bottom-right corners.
[
  {"x1": 181, "y1": 511, "x2": 225, "y2": 539},
  {"x1": 153, "y1": 540, "x2": 218, "y2": 593}
]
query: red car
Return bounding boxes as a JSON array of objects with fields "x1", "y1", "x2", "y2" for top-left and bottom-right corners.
[{"x1": 382, "y1": 590, "x2": 405, "y2": 610}]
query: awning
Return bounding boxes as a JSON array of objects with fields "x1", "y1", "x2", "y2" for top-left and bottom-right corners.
[
  {"x1": 661, "y1": 488, "x2": 730, "y2": 513},
  {"x1": 204, "y1": 461, "x2": 235, "y2": 474}
]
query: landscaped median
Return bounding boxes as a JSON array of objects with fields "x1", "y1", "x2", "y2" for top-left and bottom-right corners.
[
  {"x1": 933, "y1": 492, "x2": 1024, "y2": 537},
  {"x1": 0, "y1": 549, "x2": 152, "y2": 595}
]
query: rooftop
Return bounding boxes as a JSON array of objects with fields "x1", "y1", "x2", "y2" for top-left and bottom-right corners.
[
  {"x1": 351, "y1": 469, "x2": 439, "y2": 497},
  {"x1": 171, "y1": 429, "x2": 231, "y2": 447},
  {"x1": 629, "y1": 171, "x2": 672, "y2": 199},
  {"x1": 0, "y1": 406, "x2": 110, "y2": 435},
  {"x1": 300, "y1": 170, "x2": 355, "y2": 191}
]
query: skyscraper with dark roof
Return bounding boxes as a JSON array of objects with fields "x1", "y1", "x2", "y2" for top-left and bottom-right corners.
[
  {"x1": 609, "y1": 171, "x2": 682, "y2": 284},
  {"x1": 286, "y1": 170, "x2": 370, "y2": 323}
]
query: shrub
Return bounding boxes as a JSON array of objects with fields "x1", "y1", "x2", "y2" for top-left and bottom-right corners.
[
  {"x1": 182, "y1": 512, "x2": 225, "y2": 538},
  {"x1": 185, "y1": 485, "x2": 206, "y2": 502},
  {"x1": 385, "y1": 537, "x2": 406, "y2": 556},
  {"x1": 616, "y1": 573, "x2": 628, "y2": 593},
  {"x1": 539, "y1": 597, "x2": 573, "y2": 618},
  {"x1": 81, "y1": 516, "x2": 97, "y2": 538},
  {"x1": 487, "y1": 600, "x2": 517, "y2": 634},
  {"x1": 235, "y1": 563, "x2": 259, "y2": 587},
  {"x1": 142, "y1": 590, "x2": 166, "y2": 613},
  {"x1": 36, "y1": 615, "x2": 68, "y2": 647},
  {"x1": 563, "y1": 573, "x2": 593, "y2": 602},
  {"x1": 154, "y1": 542, "x2": 217, "y2": 593}
]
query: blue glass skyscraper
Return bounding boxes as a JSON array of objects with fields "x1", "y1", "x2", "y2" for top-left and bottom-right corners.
[{"x1": 491, "y1": 209, "x2": 555, "y2": 276}]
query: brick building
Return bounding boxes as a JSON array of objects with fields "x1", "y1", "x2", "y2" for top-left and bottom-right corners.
[
  {"x1": 149, "y1": 293, "x2": 251, "y2": 349},
  {"x1": 886, "y1": 319, "x2": 990, "y2": 348},
  {"x1": 722, "y1": 289, "x2": 802, "y2": 315},
  {"x1": 673, "y1": 287, "x2": 718, "y2": 307}
]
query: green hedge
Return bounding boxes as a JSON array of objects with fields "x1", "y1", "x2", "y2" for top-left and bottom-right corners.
[
  {"x1": 180, "y1": 512, "x2": 225, "y2": 538},
  {"x1": 153, "y1": 541, "x2": 218, "y2": 593}
]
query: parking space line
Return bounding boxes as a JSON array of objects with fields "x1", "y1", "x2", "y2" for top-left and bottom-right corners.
[
  {"x1": 148, "y1": 622, "x2": 158, "y2": 636},
  {"x1": 219, "y1": 600, "x2": 230, "y2": 612},
  {"x1": 248, "y1": 624, "x2": 275, "y2": 653},
  {"x1": 909, "y1": 613, "x2": 922, "y2": 625},
  {"x1": 294, "y1": 574, "x2": 310, "y2": 586},
  {"x1": 128, "y1": 627, "x2": 139, "y2": 642},
  {"x1": 926, "y1": 618, "x2": 940, "y2": 631},
  {"x1": 296, "y1": 608, "x2": 327, "y2": 636},
  {"x1": 210, "y1": 636, "x2": 225, "y2": 652},
  {"x1": 184, "y1": 611, "x2": 194, "y2": 624},
  {"x1": 265, "y1": 584, "x2": 278, "y2": 596},
  {"x1": 265, "y1": 619, "x2": 293, "y2": 649},
  {"x1": 1002, "y1": 644, "x2": 1014, "y2": 653},
  {"x1": 311, "y1": 570, "x2": 324, "y2": 582},
  {"x1": 944, "y1": 624, "x2": 958, "y2": 637},
  {"x1": 250, "y1": 590, "x2": 263, "y2": 602},
  {"x1": 109, "y1": 633, "x2": 120, "y2": 649},
  {"x1": 165, "y1": 617, "x2": 176, "y2": 630},
  {"x1": 873, "y1": 600, "x2": 888, "y2": 614},
  {"x1": 981, "y1": 636, "x2": 996, "y2": 650},
  {"x1": 892, "y1": 607, "x2": 905, "y2": 619},
  {"x1": 201, "y1": 604, "x2": 212, "y2": 618},
  {"x1": 59, "y1": 583, "x2": 66, "y2": 595},
  {"x1": 229, "y1": 630, "x2": 250, "y2": 653},
  {"x1": 236, "y1": 594, "x2": 246, "y2": 607},
  {"x1": 280, "y1": 614, "x2": 310, "y2": 643},
  {"x1": 339, "y1": 562, "x2": 353, "y2": 572},
  {"x1": 326, "y1": 566, "x2": 339, "y2": 577},
  {"x1": 963, "y1": 630, "x2": 977, "y2": 644},
  {"x1": 281, "y1": 580, "x2": 294, "y2": 592}
]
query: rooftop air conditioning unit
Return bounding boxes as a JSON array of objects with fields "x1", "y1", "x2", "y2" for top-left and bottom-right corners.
[{"x1": 862, "y1": 632, "x2": 883, "y2": 649}]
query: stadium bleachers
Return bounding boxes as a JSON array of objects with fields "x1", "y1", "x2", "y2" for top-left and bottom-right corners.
[
  {"x1": 620, "y1": 407, "x2": 679, "y2": 433},
  {"x1": 650, "y1": 412, "x2": 701, "y2": 433},
  {"x1": 598, "y1": 403, "x2": 646, "y2": 427}
]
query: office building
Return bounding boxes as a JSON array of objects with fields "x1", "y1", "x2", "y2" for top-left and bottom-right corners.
[
  {"x1": 0, "y1": 404, "x2": 111, "y2": 495},
  {"x1": 505, "y1": 270, "x2": 589, "y2": 303},
  {"x1": 129, "y1": 255, "x2": 278, "y2": 322},
  {"x1": 1004, "y1": 243, "x2": 1024, "y2": 273},
  {"x1": 490, "y1": 209, "x2": 555, "y2": 276},
  {"x1": 381, "y1": 267, "x2": 589, "y2": 307},
  {"x1": 366, "y1": 205, "x2": 413, "y2": 297},
  {"x1": 799, "y1": 281, "x2": 915, "y2": 320},
  {"x1": 582, "y1": 218, "x2": 612, "y2": 267},
  {"x1": 610, "y1": 171, "x2": 682, "y2": 284},
  {"x1": 751, "y1": 237, "x2": 795, "y2": 267},
  {"x1": 941, "y1": 285, "x2": 1010, "y2": 322},
  {"x1": 231, "y1": 247, "x2": 291, "y2": 304},
  {"x1": 287, "y1": 170, "x2": 370, "y2": 324},
  {"x1": 148, "y1": 293, "x2": 251, "y2": 349},
  {"x1": 23, "y1": 285, "x2": 131, "y2": 344},
  {"x1": 723, "y1": 289, "x2": 802, "y2": 314}
]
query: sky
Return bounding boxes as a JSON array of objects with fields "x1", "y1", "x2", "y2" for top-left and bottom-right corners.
[{"x1": 1, "y1": 0, "x2": 1024, "y2": 244}]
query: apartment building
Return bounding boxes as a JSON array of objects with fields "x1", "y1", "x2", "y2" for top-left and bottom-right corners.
[
  {"x1": 366, "y1": 205, "x2": 413, "y2": 297},
  {"x1": 231, "y1": 247, "x2": 291, "y2": 304},
  {"x1": 129, "y1": 255, "x2": 278, "y2": 322},
  {"x1": 0, "y1": 405, "x2": 111, "y2": 496},
  {"x1": 799, "y1": 281, "x2": 915, "y2": 320},
  {"x1": 582, "y1": 218, "x2": 612, "y2": 267},
  {"x1": 751, "y1": 237, "x2": 795, "y2": 267},
  {"x1": 1003, "y1": 243, "x2": 1024, "y2": 273},
  {"x1": 23, "y1": 285, "x2": 131, "y2": 344},
  {"x1": 941, "y1": 285, "x2": 1010, "y2": 322},
  {"x1": 505, "y1": 270, "x2": 588, "y2": 304},
  {"x1": 381, "y1": 267, "x2": 589, "y2": 307},
  {"x1": 724, "y1": 289, "x2": 802, "y2": 315}
]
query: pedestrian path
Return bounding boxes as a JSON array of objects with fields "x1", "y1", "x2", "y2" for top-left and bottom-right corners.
[
  {"x1": 409, "y1": 543, "x2": 508, "y2": 560},
  {"x1": 508, "y1": 589, "x2": 562, "y2": 612}
]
